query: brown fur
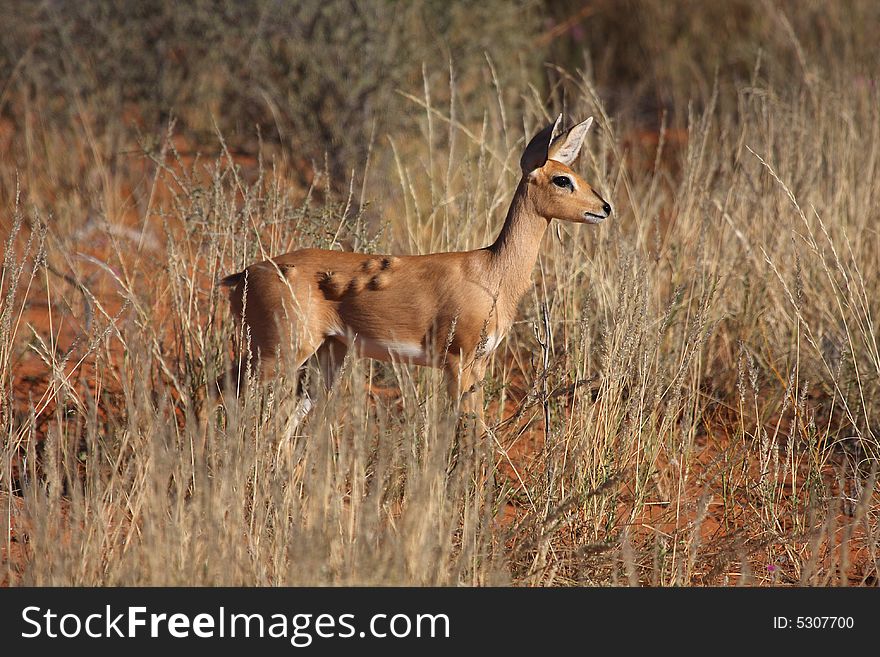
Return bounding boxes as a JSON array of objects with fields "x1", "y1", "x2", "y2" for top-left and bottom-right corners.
[{"x1": 220, "y1": 116, "x2": 611, "y2": 423}]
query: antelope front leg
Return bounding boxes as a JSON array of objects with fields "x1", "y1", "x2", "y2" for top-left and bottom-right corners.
[
  {"x1": 444, "y1": 356, "x2": 493, "y2": 487},
  {"x1": 446, "y1": 356, "x2": 488, "y2": 431}
]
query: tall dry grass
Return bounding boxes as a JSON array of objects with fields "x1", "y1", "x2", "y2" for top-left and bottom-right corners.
[{"x1": 1, "y1": 0, "x2": 878, "y2": 585}]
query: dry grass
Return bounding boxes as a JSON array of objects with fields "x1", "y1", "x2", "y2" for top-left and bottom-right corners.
[{"x1": 1, "y1": 0, "x2": 878, "y2": 586}]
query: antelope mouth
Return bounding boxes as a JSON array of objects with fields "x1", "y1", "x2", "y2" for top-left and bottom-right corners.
[
  {"x1": 585, "y1": 191, "x2": 612, "y2": 223},
  {"x1": 583, "y1": 210, "x2": 609, "y2": 223}
]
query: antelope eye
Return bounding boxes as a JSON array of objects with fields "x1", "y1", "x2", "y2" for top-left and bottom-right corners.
[{"x1": 552, "y1": 176, "x2": 573, "y2": 190}]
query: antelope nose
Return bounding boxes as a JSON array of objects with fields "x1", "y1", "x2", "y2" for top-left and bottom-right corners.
[{"x1": 603, "y1": 202, "x2": 612, "y2": 215}]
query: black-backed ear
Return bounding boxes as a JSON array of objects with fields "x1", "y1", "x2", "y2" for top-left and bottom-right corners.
[
  {"x1": 547, "y1": 116, "x2": 593, "y2": 166},
  {"x1": 520, "y1": 114, "x2": 563, "y2": 174}
]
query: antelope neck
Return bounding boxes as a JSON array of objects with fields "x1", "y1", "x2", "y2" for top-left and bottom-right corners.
[{"x1": 485, "y1": 178, "x2": 550, "y2": 305}]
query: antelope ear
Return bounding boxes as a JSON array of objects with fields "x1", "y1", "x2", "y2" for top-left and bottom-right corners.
[
  {"x1": 520, "y1": 114, "x2": 563, "y2": 174},
  {"x1": 548, "y1": 116, "x2": 593, "y2": 166}
]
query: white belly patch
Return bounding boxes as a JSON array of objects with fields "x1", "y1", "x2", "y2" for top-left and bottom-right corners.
[
  {"x1": 329, "y1": 330, "x2": 504, "y2": 365},
  {"x1": 333, "y1": 333, "x2": 432, "y2": 366},
  {"x1": 375, "y1": 340, "x2": 426, "y2": 360}
]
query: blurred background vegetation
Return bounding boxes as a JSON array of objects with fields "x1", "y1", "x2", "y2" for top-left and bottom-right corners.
[{"x1": 3, "y1": 0, "x2": 877, "y2": 193}]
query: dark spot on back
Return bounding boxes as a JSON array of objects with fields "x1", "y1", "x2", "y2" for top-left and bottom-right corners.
[
  {"x1": 318, "y1": 270, "x2": 347, "y2": 300},
  {"x1": 368, "y1": 272, "x2": 390, "y2": 290}
]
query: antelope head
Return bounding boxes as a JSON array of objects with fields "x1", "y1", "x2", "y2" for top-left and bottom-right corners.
[{"x1": 520, "y1": 115, "x2": 612, "y2": 225}]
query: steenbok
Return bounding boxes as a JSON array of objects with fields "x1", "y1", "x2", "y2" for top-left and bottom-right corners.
[{"x1": 220, "y1": 115, "x2": 611, "y2": 425}]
